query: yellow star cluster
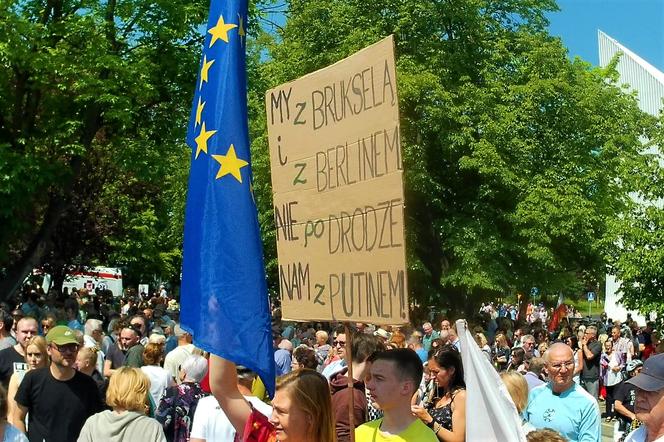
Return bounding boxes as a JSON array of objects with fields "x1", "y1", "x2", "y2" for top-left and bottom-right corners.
[{"x1": 193, "y1": 12, "x2": 249, "y2": 184}]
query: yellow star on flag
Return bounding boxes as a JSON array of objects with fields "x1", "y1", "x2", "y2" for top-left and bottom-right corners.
[
  {"x1": 194, "y1": 122, "x2": 217, "y2": 159},
  {"x1": 238, "y1": 14, "x2": 246, "y2": 45},
  {"x1": 208, "y1": 14, "x2": 238, "y2": 47},
  {"x1": 195, "y1": 97, "x2": 206, "y2": 127},
  {"x1": 212, "y1": 144, "x2": 248, "y2": 183},
  {"x1": 199, "y1": 55, "x2": 215, "y2": 90}
]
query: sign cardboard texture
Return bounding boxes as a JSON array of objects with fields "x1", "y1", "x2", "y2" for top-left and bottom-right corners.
[{"x1": 266, "y1": 36, "x2": 408, "y2": 325}]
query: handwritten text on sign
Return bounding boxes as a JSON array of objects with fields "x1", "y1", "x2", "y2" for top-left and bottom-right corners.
[{"x1": 266, "y1": 36, "x2": 408, "y2": 325}]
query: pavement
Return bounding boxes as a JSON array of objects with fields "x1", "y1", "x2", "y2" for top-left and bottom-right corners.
[{"x1": 600, "y1": 400, "x2": 617, "y2": 442}]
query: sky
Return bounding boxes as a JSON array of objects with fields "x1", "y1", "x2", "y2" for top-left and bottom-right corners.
[{"x1": 547, "y1": 0, "x2": 664, "y2": 71}]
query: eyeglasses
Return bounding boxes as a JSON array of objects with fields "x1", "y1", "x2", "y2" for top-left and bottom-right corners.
[
  {"x1": 51, "y1": 343, "x2": 79, "y2": 353},
  {"x1": 333, "y1": 340, "x2": 346, "y2": 347},
  {"x1": 549, "y1": 360, "x2": 574, "y2": 371}
]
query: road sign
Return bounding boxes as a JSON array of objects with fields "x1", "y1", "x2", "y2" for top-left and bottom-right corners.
[{"x1": 587, "y1": 291, "x2": 595, "y2": 302}]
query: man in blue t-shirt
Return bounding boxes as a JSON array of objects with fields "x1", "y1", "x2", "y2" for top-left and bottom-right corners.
[{"x1": 525, "y1": 342, "x2": 601, "y2": 442}]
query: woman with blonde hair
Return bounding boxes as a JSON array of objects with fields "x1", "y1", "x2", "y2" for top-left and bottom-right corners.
[
  {"x1": 210, "y1": 355, "x2": 335, "y2": 442},
  {"x1": 77, "y1": 367, "x2": 165, "y2": 441},
  {"x1": 7, "y1": 336, "x2": 48, "y2": 424},
  {"x1": 500, "y1": 371, "x2": 535, "y2": 435}
]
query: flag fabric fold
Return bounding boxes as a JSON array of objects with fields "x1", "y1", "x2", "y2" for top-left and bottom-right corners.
[
  {"x1": 180, "y1": 0, "x2": 275, "y2": 397},
  {"x1": 456, "y1": 319, "x2": 526, "y2": 442}
]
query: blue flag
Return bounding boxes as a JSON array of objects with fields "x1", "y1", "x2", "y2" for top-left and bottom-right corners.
[{"x1": 180, "y1": 0, "x2": 275, "y2": 397}]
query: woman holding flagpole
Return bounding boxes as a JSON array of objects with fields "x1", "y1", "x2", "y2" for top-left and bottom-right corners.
[{"x1": 209, "y1": 355, "x2": 335, "y2": 442}]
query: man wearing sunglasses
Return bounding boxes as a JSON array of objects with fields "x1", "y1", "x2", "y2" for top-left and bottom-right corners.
[
  {"x1": 322, "y1": 328, "x2": 347, "y2": 380},
  {"x1": 13, "y1": 325, "x2": 103, "y2": 442}
]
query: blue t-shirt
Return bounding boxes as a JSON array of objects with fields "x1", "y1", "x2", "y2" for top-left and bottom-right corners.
[{"x1": 525, "y1": 382, "x2": 600, "y2": 442}]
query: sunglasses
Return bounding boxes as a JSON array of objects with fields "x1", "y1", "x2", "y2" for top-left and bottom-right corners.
[{"x1": 333, "y1": 340, "x2": 346, "y2": 347}]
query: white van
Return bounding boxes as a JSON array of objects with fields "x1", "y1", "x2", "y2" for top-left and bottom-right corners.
[{"x1": 61, "y1": 266, "x2": 123, "y2": 298}]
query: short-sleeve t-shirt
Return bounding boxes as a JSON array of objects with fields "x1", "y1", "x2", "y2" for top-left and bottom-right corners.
[
  {"x1": 355, "y1": 418, "x2": 438, "y2": 442},
  {"x1": 0, "y1": 347, "x2": 27, "y2": 389},
  {"x1": 15, "y1": 367, "x2": 104, "y2": 442}
]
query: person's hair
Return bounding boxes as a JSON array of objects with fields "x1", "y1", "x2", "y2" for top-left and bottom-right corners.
[
  {"x1": 369, "y1": 348, "x2": 424, "y2": 394},
  {"x1": 474, "y1": 332, "x2": 488, "y2": 348},
  {"x1": 181, "y1": 354, "x2": 208, "y2": 383},
  {"x1": 521, "y1": 334, "x2": 535, "y2": 344},
  {"x1": 353, "y1": 333, "x2": 384, "y2": 363},
  {"x1": 41, "y1": 313, "x2": 57, "y2": 328},
  {"x1": 148, "y1": 333, "x2": 166, "y2": 345},
  {"x1": 511, "y1": 347, "x2": 526, "y2": 363},
  {"x1": 566, "y1": 335, "x2": 579, "y2": 350},
  {"x1": 293, "y1": 346, "x2": 318, "y2": 370},
  {"x1": 586, "y1": 325, "x2": 597, "y2": 337},
  {"x1": 431, "y1": 345, "x2": 465, "y2": 391},
  {"x1": 500, "y1": 371, "x2": 529, "y2": 413},
  {"x1": 0, "y1": 310, "x2": 13, "y2": 331},
  {"x1": 106, "y1": 367, "x2": 150, "y2": 412},
  {"x1": 84, "y1": 318, "x2": 103, "y2": 337},
  {"x1": 315, "y1": 330, "x2": 328, "y2": 342},
  {"x1": 528, "y1": 357, "x2": 545, "y2": 376},
  {"x1": 526, "y1": 428, "x2": 567, "y2": 442},
  {"x1": 142, "y1": 342, "x2": 164, "y2": 366},
  {"x1": 78, "y1": 346, "x2": 98, "y2": 367},
  {"x1": 276, "y1": 369, "x2": 335, "y2": 442},
  {"x1": 25, "y1": 336, "x2": 49, "y2": 366},
  {"x1": 495, "y1": 333, "x2": 509, "y2": 348},
  {"x1": 390, "y1": 332, "x2": 406, "y2": 348}
]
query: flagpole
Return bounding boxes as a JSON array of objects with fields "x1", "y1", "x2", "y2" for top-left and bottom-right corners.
[{"x1": 345, "y1": 322, "x2": 355, "y2": 442}]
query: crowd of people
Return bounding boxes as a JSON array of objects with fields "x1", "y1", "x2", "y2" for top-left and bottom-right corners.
[{"x1": 0, "y1": 286, "x2": 662, "y2": 442}]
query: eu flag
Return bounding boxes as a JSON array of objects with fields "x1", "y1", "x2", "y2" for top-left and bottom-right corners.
[{"x1": 180, "y1": 0, "x2": 275, "y2": 396}]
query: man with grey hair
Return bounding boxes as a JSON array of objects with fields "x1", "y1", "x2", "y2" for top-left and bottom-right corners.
[
  {"x1": 580, "y1": 325, "x2": 602, "y2": 399},
  {"x1": 521, "y1": 334, "x2": 540, "y2": 357},
  {"x1": 525, "y1": 343, "x2": 601, "y2": 442},
  {"x1": 190, "y1": 366, "x2": 271, "y2": 442},
  {"x1": 421, "y1": 322, "x2": 439, "y2": 352},
  {"x1": 83, "y1": 318, "x2": 105, "y2": 373}
]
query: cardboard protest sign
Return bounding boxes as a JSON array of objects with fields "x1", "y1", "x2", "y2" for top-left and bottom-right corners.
[{"x1": 266, "y1": 35, "x2": 408, "y2": 325}]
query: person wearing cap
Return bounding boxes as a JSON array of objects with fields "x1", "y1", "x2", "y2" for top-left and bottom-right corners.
[
  {"x1": 622, "y1": 354, "x2": 664, "y2": 442},
  {"x1": 163, "y1": 324, "x2": 194, "y2": 384},
  {"x1": 614, "y1": 359, "x2": 644, "y2": 440},
  {"x1": 13, "y1": 325, "x2": 103, "y2": 441}
]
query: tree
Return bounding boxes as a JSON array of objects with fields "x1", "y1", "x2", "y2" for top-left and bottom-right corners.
[
  {"x1": 0, "y1": 0, "x2": 208, "y2": 298},
  {"x1": 247, "y1": 0, "x2": 659, "y2": 314},
  {"x1": 605, "y1": 119, "x2": 664, "y2": 321}
]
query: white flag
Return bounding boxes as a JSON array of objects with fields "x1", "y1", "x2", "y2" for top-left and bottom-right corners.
[{"x1": 456, "y1": 319, "x2": 526, "y2": 442}]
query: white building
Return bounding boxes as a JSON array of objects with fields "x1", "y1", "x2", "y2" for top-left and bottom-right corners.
[{"x1": 598, "y1": 30, "x2": 664, "y2": 324}]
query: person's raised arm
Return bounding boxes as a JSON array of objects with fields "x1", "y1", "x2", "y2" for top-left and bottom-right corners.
[{"x1": 209, "y1": 354, "x2": 252, "y2": 439}]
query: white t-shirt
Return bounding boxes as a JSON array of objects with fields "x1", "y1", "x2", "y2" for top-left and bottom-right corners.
[
  {"x1": 624, "y1": 426, "x2": 664, "y2": 442},
  {"x1": 163, "y1": 344, "x2": 195, "y2": 382},
  {"x1": 190, "y1": 395, "x2": 272, "y2": 441},
  {"x1": 141, "y1": 365, "x2": 172, "y2": 406}
]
